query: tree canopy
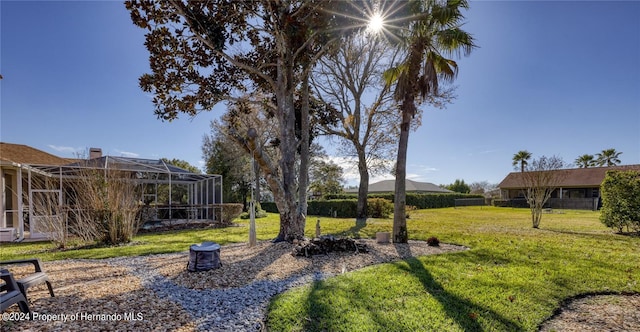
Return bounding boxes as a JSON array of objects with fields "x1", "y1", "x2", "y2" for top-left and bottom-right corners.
[
  {"x1": 127, "y1": 0, "x2": 370, "y2": 241},
  {"x1": 446, "y1": 179, "x2": 471, "y2": 194},
  {"x1": 512, "y1": 150, "x2": 532, "y2": 172},
  {"x1": 596, "y1": 148, "x2": 623, "y2": 167}
]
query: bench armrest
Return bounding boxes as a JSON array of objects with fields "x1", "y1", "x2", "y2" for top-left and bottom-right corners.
[
  {"x1": 0, "y1": 259, "x2": 45, "y2": 273},
  {"x1": 0, "y1": 269, "x2": 21, "y2": 292}
]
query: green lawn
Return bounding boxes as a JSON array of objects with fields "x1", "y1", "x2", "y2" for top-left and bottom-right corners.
[
  {"x1": 1, "y1": 207, "x2": 637, "y2": 331},
  {"x1": 266, "y1": 207, "x2": 640, "y2": 331}
]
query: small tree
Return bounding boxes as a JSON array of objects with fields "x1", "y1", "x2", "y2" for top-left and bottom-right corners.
[
  {"x1": 600, "y1": 170, "x2": 640, "y2": 233},
  {"x1": 469, "y1": 181, "x2": 497, "y2": 196},
  {"x1": 521, "y1": 156, "x2": 567, "y2": 228},
  {"x1": 309, "y1": 158, "x2": 345, "y2": 199},
  {"x1": 446, "y1": 179, "x2": 471, "y2": 193}
]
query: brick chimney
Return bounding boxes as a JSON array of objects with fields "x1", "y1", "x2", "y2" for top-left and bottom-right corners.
[{"x1": 89, "y1": 147, "x2": 102, "y2": 159}]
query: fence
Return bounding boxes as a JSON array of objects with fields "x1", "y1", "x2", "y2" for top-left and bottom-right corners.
[
  {"x1": 493, "y1": 198, "x2": 600, "y2": 210},
  {"x1": 454, "y1": 198, "x2": 487, "y2": 208}
]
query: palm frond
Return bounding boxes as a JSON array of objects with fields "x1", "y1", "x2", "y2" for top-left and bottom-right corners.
[
  {"x1": 382, "y1": 62, "x2": 409, "y2": 86},
  {"x1": 436, "y1": 27, "x2": 476, "y2": 58}
]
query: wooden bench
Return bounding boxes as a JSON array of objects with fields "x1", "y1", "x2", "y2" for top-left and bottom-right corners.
[
  {"x1": 0, "y1": 259, "x2": 55, "y2": 300},
  {"x1": 0, "y1": 269, "x2": 31, "y2": 318}
]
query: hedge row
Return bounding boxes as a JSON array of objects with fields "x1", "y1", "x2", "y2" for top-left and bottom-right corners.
[
  {"x1": 325, "y1": 193, "x2": 484, "y2": 209},
  {"x1": 261, "y1": 200, "x2": 358, "y2": 218},
  {"x1": 261, "y1": 193, "x2": 484, "y2": 217}
]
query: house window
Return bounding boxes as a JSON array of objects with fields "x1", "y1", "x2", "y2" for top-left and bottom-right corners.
[{"x1": 592, "y1": 188, "x2": 599, "y2": 198}]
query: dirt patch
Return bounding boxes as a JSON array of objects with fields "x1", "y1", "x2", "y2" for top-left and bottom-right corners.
[{"x1": 539, "y1": 293, "x2": 640, "y2": 332}]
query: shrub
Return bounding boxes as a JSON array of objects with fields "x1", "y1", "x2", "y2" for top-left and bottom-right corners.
[
  {"x1": 261, "y1": 193, "x2": 485, "y2": 218},
  {"x1": 600, "y1": 170, "x2": 640, "y2": 233},
  {"x1": 308, "y1": 200, "x2": 358, "y2": 218},
  {"x1": 360, "y1": 193, "x2": 484, "y2": 209},
  {"x1": 240, "y1": 206, "x2": 268, "y2": 219},
  {"x1": 221, "y1": 203, "x2": 244, "y2": 225},
  {"x1": 367, "y1": 198, "x2": 393, "y2": 218},
  {"x1": 426, "y1": 236, "x2": 440, "y2": 246},
  {"x1": 261, "y1": 202, "x2": 278, "y2": 213}
]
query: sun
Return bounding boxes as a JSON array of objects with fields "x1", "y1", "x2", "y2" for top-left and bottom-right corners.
[{"x1": 367, "y1": 13, "x2": 384, "y2": 33}]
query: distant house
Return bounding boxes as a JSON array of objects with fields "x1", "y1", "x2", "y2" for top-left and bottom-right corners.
[
  {"x1": 345, "y1": 179, "x2": 452, "y2": 194},
  {"x1": 497, "y1": 164, "x2": 640, "y2": 210},
  {"x1": 0, "y1": 142, "x2": 222, "y2": 242}
]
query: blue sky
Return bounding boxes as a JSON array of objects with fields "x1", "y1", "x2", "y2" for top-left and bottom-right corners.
[{"x1": 2, "y1": 1, "x2": 639, "y2": 187}]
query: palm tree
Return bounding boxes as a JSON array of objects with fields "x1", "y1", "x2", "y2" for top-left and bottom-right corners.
[
  {"x1": 512, "y1": 150, "x2": 532, "y2": 172},
  {"x1": 575, "y1": 154, "x2": 596, "y2": 168},
  {"x1": 384, "y1": 0, "x2": 476, "y2": 243},
  {"x1": 596, "y1": 148, "x2": 622, "y2": 166}
]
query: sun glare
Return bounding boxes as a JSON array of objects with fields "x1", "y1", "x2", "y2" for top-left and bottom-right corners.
[{"x1": 368, "y1": 13, "x2": 384, "y2": 32}]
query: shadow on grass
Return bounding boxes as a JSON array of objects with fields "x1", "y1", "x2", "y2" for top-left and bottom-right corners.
[
  {"x1": 336, "y1": 218, "x2": 368, "y2": 238},
  {"x1": 396, "y1": 257, "x2": 521, "y2": 331},
  {"x1": 297, "y1": 248, "x2": 521, "y2": 331},
  {"x1": 540, "y1": 227, "x2": 640, "y2": 239}
]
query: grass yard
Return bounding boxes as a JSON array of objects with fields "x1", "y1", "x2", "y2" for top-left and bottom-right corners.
[
  {"x1": 1, "y1": 207, "x2": 638, "y2": 331},
  {"x1": 266, "y1": 207, "x2": 640, "y2": 331}
]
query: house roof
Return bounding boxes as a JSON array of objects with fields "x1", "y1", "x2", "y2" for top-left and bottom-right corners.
[
  {"x1": 498, "y1": 164, "x2": 640, "y2": 189},
  {"x1": 0, "y1": 142, "x2": 76, "y2": 166},
  {"x1": 1, "y1": 142, "x2": 219, "y2": 183},
  {"x1": 345, "y1": 179, "x2": 452, "y2": 193}
]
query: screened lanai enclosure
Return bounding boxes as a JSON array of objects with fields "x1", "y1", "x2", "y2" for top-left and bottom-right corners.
[{"x1": 1, "y1": 156, "x2": 222, "y2": 241}]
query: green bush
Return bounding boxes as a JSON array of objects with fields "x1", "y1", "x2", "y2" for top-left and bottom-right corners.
[
  {"x1": 221, "y1": 203, "x2": 244, "y2": 224},
  {"x1": 325, "y1": 194, "x2": 358, "y2": 200},
  {"x1": 308, "y1": 200, "x2": 358, "y2": 218},
  {"x1": 261, "y1": 202, "x2": 278, "y2": 213},
  {"x1": 600, "y1": 170, "x2": 640, "y2": 233},
  {"x1": 367, "y1": 198, "x2": 393, "y2": 218},
  {"x1": 361, "y1": 193, "x2": 484, "y2": 209},
  {"x1": 239, "y1": 202, "x2": 268, "y2": 219},
  {"x1": 262, "y1": 193, "x2": 485, "y2": 217},
  {"x1": 261, "y1": 201, "x2": 358, "y2": 218}
]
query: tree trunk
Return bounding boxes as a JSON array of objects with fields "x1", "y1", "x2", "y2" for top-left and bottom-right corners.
[
  {"x1": 253, "y1": 156, "x2": 261, "y2": 203},
  {"x1": 273, "y1": 42, "x2": 306, "y2": 242},
  {"x1": 393, "y1": 105, "x2": 412, "y2": 243},
  {"x1": 297, "y1": 74, "x2": 310, "y2": 234},
  {"x1": 356, "y1": 157, "x2": 369, "y2": 225}
]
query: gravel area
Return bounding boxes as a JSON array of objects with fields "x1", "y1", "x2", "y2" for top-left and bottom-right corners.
[
  {"x1": 2, "y1": 240, "x2": 464, "y2": 332},
  {"x1": 3, "y1": 240, "x2": 638, "y2": 331}
]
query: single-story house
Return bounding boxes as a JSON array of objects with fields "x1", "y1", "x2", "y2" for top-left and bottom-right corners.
[
  {"x1": 1, "y1": 142, "x2": 222, "y2": 242},
  {"x1": 345, "y1": 179, "x2": 453, "y2": 194},
  {"x1": 497, "y1": 164, "x2": 640, "y2": 210}
]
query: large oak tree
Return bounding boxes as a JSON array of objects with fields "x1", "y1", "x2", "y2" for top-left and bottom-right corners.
[{"x1": 126, "y1": 1, "x2": 366, "y2": 241}]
